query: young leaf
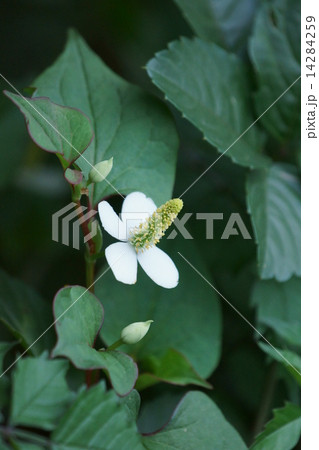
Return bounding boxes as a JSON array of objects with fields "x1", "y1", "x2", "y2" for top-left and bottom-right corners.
[
  {"x1": 4, "y1": 92, "x2": 93, "y2": 164},
  {"x1": 251, "y1": 277, "x2": 300, "y2": 347},
  {"x1": 250, "y1": 0, "x2": 301, "y2": 141},
  {"x1": 95, "y1": 240, "x2": 221, "y2": 381},
  {"x1": 174, "y1": 0, "x2": 258, "y2": 52},
  {"x1": 0, "y1": 269, "x2": 54, "y2": 355},
  {"x1": 32, "y1": 30, "x2": 179, "y2": 206},
  {"x1": 10, "y1": 353, "x2": 73, "y2": 430},
  {"x1": 52, "y1": 286, "x2": 138, "y2": 396},
  {"x1": 143, "y1": 391, "x2": 247, "y2": 449},
  {"x1": 136, "y1": 348, "x2": 212, "y2": 390},
  {"x1": 247, "y1": 164, "x2": 300, "y2": 281},
  {"x1": 147, "y1": 37, "x2": 270, "y2": 169},
  {"x1": 251, "y1": 403, "x2": 301, "y2": 450}
]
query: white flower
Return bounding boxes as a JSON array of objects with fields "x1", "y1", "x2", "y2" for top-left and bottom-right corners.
[{"x1": 98, "y1": 192, "x2": 183, "y2": 289}]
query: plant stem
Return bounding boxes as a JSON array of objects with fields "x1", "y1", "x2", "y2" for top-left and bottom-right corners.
[
  {"x1": 85, "y1": 252, "x2": 95, "y2": 293},
  {"x1": 106, "y1": 339, "x2": 123, "y2": 351},
  {"x1": 251, "y1": 361, "x2": 278, "y2": 441}
]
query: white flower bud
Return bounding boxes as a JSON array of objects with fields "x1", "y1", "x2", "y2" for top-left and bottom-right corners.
[
  {"x1": 89, "y1": 158, "x2": 113, "y2": 183},
  {"x1": 120, "y1": 320, "x2": 153, "y2": 344}
]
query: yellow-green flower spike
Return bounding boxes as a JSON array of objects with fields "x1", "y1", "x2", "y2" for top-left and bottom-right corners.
[{"x1": 129, "y1": 198, "x2": 183, "y2": 251}]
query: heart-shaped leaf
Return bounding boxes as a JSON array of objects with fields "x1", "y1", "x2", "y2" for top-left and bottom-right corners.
[
  {"x1": 52, "y1": 286, "x2": 138, "y2": 396},
  {"x1": 32, "y1": 30, "x2": 179, "y2": 206}
]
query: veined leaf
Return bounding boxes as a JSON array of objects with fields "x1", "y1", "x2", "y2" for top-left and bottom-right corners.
[
  {"x1": 251, "y1": 403, "x2": 301, "y2": 450},
  {"x1": 136, "y1": 349, "x2": 212, "y2": 390},
  {"x1": 251, "y1": 277, "x2": 300, "y2": 347},
  {"x1": 52, "y1": 383, "x2": 247, "y2": 449},
  {"x1": 32, "y1": 30, "x2": 179, "y2": 206},
  {"x1": 174, "y1": 0, "x2": 258, "y2": 52},
  {"x1": 247, "y1": 164, "x2": 300, "y2": 281},
  {"x1": 10, "y1": 353, "x2": 73, "y2": 430},
  {"x1": 147, "y1": 37, "x2": 270, "y2": 169},
  {"x1": 250, "y1": 0, "x2": 301, "y2": 141},
  {"x1": 4, "y1": 91, "x2": 93, "y2": 164}
]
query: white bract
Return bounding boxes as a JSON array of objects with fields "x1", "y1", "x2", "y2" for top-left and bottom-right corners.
[{"x1": 98, "y1": 192, "x2": 182, "y2": 289}]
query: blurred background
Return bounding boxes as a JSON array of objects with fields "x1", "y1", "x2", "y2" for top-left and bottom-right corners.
[{"x1": 0, "y1": 0, "x2": 299, "y2": 446}]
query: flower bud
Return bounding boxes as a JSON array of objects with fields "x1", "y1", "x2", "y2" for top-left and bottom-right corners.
[
  {"x1": 121, "y1": 320, "x2": 153, "y2": 344},
  {"x1": 89, "y1": 158, "x2": 113, "y2": 183}
]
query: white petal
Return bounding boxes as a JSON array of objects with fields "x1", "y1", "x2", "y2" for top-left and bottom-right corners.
[
  {"x1": 122, "y1": 192, "x2": 157, "y2": 215},
  {"x1": 98, "y1": 201, "x2": 126, "y2": 241},
  {"x1": 137, "y1": 246, "x2": 179, "y2": 289},
  {"x1": 105, "y1": 242, "x2": 137, "y2": 285},
  {"x1": 121, "y1": 192, "x2": 157, "y2": 236}
]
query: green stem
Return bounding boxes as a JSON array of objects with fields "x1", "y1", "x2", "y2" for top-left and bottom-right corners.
[
  {"x1": 106, "y1": 338, "x2": 123, "y2": 351},
  {"x1": 251, "y1": 361, "x2": 278, "y2": 441},
  {"x1": 0, "y1": 426, "x2": 51, "y2": 448},
  {"x1": 85, "y1": 253, "x2": 95, "y2": 293}
]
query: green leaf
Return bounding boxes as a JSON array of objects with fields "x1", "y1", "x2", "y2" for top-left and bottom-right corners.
[
  {"x1": 52, "y1": 383, "x2": 143, "y2": 450},
  {"x1": 9, "y1": 441, "x2": 44, "y2": 450},
  {"x1": 249, "y1": 0, "x2": 301, "y2": 141},
  {"x1": 121, "y1": 389, "x2": 141, "y2": 422},
  {"x1": 258, "y1": 342, "x2": 301, "y2": 385},
  {"x1": 0, "y1": 269, "x2": 54, "y2": 355},
  {"x1": 251, "y1": 277, "x2": 300, "y2": 347},
  {"x1": 251, "y1": 403, "x2": 301, "y2": 450},
  {"x1": 52, "y1": 383, "x2": 247, "y2": 449},
  {"x1": 4, "y1": 91, "x2": 93, "y2": 164},
  {"x1": 147, "y1": 37, "x2": 270, "y2": 169},
  {"x1": 10, "y1": 353, "x2": 73, "y2": 431},
  {"x1": 52, "y1": 286, "x2": 138, "y2": 396},
  {"x1": 174, "y1": 0, "x2": 258, "y2": 52},
  {"x1": 143, "y1": 391, "x2": 247, "y2": 449},
  {"x1": 95, "y1": 239, "x2": 221, "y2": 380},
  {"x1": 32, "y1": 30, "x2": 179, "y2": 206},
  {"x1": 246, "y1": 164, "x2": 300, "y2": 281},
  {"x1": 136, "y1": 349, "x2": 212, "y2": 390}
]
